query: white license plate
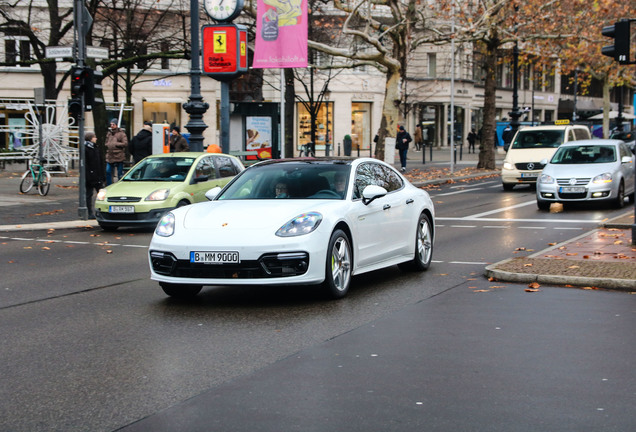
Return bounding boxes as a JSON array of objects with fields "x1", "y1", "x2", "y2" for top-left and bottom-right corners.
[
  {"x1": 190, "y1": 251, "x2": 240, "y2": 264},
  {"x1": 109, "y1": 205, "x2": 135, "y2": 213},
  {"x1": 521, "y1": 172, "x2": 538, "y2": 178},
  {"x1": 560, "y1": 186, "x2": 586, "y2": 193}
]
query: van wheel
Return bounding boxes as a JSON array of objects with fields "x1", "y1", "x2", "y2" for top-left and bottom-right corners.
[{"x1": 503, "y1": 183, "x2": 514, "y2": 191}]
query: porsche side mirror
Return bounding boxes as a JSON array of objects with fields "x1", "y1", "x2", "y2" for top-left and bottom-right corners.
[
  {"x1": 362, "y1": 185, "x2": 388, "y2": 205},
  {"x1": 205, "y1": 186, "x2": 222, "y2": 200}
]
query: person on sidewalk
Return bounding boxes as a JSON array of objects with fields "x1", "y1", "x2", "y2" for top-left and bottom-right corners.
[
  {"x1": 129, "y1": 121, "x2": 153, "y2": 164},
  {"x1": 396, "y1": 125, "x2": 412, "y2": 172},
  {"x1": 413, "y1": 124, "x2": 423, "y2": 151},
  {"x1": 105, "y1": 119, "x2": 128, "y2": 185},
  {"x1": 170, "y1": 126, "x2": 190, "y2": 152},
  {"x1": 84, "y1": 132, "x2": 105, "y2": 219},
  {"x1": 467, "y1": 128, "x2": 478, "y2": 154}
]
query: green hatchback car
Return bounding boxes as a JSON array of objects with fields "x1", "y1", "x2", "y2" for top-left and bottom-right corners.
[{"x1": 95, "y1": 152, "x2": 244, "y2": 230}]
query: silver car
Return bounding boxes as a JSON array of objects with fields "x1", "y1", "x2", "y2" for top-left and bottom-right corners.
[{"x1": 536, "y1": 139, "x2": 635, "y2": 210}]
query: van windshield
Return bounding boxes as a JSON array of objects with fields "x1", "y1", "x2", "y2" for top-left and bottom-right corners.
[{"x1": 511, "y1": 130, "x2": 564, "y2": 149}]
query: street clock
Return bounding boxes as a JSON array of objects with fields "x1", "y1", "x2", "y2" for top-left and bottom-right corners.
[{"x1": 203, "y1": 0, "x2": 244, "y2": 22}]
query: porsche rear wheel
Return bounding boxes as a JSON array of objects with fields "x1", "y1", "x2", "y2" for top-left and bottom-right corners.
[
  {"x1": 323, "y1": 229, "x2": 352, "y2": 299},
  {"x1": 160, "y1": 283, "x2": 202, "y2": 299},
  {"x1": 399, "y1": 213, "x2": 433, "y2": 271}
]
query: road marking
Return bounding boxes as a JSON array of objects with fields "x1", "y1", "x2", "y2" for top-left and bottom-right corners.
[
  {"x1": 0, "y1": 236, "x2": 147, "y2": 248},
  {"x1": 436, "y1": 217, "x2": 600, "y2": 224},
  {"x1": 449, "y1": 261, "x2": 490, "y2": 265},
  {"x1": 450, "y1": 225, "x2": 477, "y2": 228},
  {"x1": 466, "y1": 200, "x2": 537, "y2": 218},
  {"x1": 518, "y1": 226, "x2": 546, "y2": 229},
  {"x1": 433, "y1": 188, "x2": 484, "y2": 196}
]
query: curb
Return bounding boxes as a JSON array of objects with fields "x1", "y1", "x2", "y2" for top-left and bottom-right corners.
[
  {"x1": 485, "y1": 213, "x2": 636, "y2": 292},
  {"x1": 0, "y1": 220, "x2": 99, "y2": 232}
]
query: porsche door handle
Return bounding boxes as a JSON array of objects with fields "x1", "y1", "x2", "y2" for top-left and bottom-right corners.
[
  {"x1": 383, "y1": 204, "x2": 391, "y2": 210},
  {"x1": 406, "y1": 199, "x2": 414, "y2": 204}
]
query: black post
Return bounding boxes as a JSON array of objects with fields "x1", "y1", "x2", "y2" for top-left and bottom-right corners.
[
  {"x1": 183, "y1": 0, "x2": 209, "y2": 152},
  {"x1": 616, "y1": 86, "x2": 624, "y2": 132},
  {"x1": 421, "y1": 143, "x2": 426, "y2": 164},
  {"x1": 508, "y1": 41, "x2": 522, "y2": 138}
]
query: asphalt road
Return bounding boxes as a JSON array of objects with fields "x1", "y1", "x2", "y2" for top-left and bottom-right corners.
[{"x1": 1, "y1": 177, "x2": 634, "y2": 431}]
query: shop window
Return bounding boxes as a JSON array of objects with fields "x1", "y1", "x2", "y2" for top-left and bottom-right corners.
[{"x1": 297, "y1": 102, "x2": 333, "y2": 152}]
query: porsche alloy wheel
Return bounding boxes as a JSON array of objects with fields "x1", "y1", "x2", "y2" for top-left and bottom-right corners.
[
  {"x1": 323, "y1": 229, "x2": 352, "y2": 299},
  {"x1": 399, "y1": 213, "x2": 433, "y2": 271}
]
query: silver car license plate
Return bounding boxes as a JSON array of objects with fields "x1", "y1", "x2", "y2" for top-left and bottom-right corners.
[
  {"x1": 109, "y1": 205, "x2": 135, "y2": 213},
  {"x1": 560, "y1": 186, "x2": 586, "y2": 193},
  {"x1": 190, "y1": 251, "x2": 240, "y2": 264}
]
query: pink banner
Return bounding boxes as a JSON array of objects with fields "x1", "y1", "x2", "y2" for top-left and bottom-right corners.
[{"x1": 253, "y1": 0, "x2": 308, "y2": 69}]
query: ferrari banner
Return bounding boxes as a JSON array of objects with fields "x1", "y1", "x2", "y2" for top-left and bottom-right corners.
[{"x1": 253, "y1": 0, "x2": 308, "y2": 69}]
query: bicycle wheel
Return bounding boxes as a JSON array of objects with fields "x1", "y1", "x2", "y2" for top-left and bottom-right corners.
[
  {"x1": 38, "y1": 170, "x2": 51, "y2": 196},
  {"x1": 19, "y1": 170, "x2": 34, "y2": 193}
]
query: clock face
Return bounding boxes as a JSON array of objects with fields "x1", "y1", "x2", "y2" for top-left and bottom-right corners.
[{"x1": 204, "y1": 0, "x2": 242, "y2": 21}]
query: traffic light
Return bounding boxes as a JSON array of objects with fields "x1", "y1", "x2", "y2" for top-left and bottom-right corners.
[
  {"x1": 601, "y1": 20, "x2": 633, "y2": 64},
  {"x1": 84, "y1": 68, "x2": 104, "y2": 111},
  {"x1": 68, "y1": 98, "x2": 82, "y2": 122},
  {"x1": 70, "y1": 66, "x2": 89, "y2": 99}
]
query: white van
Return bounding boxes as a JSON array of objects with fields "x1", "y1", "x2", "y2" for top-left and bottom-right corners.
[{"x1": 501, "y1": 124, "x2": 591, "y2": 190}]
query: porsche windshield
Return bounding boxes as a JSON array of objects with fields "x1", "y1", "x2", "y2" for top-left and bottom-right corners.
[
  {"x1": 218, "y1": 162, "x2": 351, "y2": 200},
  {"x1": 124, "y1": 157, "x2": 195, "y2": 182}
]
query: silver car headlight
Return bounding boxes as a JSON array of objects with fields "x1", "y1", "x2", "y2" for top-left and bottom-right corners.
[
  {"x1": 276, "y1": 212, "x2": 323, "y2": 237},
  {"x1": 155, "y1": 212, "x2": 175, "y2": 237},
  {"x1": 146, "y1": 188, "x2": 170, "y2": 201},
  {"x1": 539, "y1": 174, "x2": 555, "y2": 184},
  {"x1": 592, "y1": 173, "x2": 612, "y2": 184},
  {"x1": 503, "y1": 162, "x2": 514, "y2": 170}
]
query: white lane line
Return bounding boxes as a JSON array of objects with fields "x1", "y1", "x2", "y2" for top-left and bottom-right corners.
[
  {"x1": 436, "y1": 217, "x2": 601, "y2": 224},
  {"x1": 450, "y1": 261, "x2": 490, "y2": 265},
  {"x1": 518, "y1": 226, "x2": 546, "y2": 229},
  {"x1": 433, "y1": 188, "x2": 484, "y2": 197},
  {"x1": 484, "y1": 226, "x2": 509, "y2": 229},
  {"x1": 553, "y1": 227, "x2": 583, "y2": 230},
  {"x1": 466, "y1": 200, "x2": 537, "y2": 218},
  {"x1": 1, "y1": 236, "x2": 148, "y2": 248},
  {"x1": 450, "y1": 225, "x2": 477, "y2": 228}
]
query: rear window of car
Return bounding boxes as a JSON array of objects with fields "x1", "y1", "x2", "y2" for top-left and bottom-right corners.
[{"x1": 511, "y1": 130, "x2": 564, "y2": 149}]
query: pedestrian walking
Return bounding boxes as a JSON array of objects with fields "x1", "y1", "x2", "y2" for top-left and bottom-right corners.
[
  {"x1": 129, "y1": 121, "x2": 153, "y2": 164},
  {"x1": 414, "y1": 124, "x2": 424, "y2": 151},
  {"x1": 84, "y1": 132, "x2": 105, "y2": 219},
  {"x1": 105, "y1": 119, "x2": 128, "y2": 185},
  {"x1": 467, "y1": 128, "x2": 478, "y2": 154},
  {"x1": 170, "y1": 126, "x2": 190, "y2": 152},
  {"x1": 396, "y1": 125, "x2": 412, "y2": 172}
]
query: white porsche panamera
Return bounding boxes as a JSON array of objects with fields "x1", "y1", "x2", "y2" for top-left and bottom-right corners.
[{"x1": 148, "y1": 158, "x2": 435, "y2": 299}]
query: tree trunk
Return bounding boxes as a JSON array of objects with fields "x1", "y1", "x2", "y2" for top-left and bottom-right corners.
[
  {"x1": 375, "y1": 68, "x2": 402, "y2": 161},
  {"x1": 602, "y1": 78, "x2": 610, "y2": 139},
  {"x1": 478, "y1": 41, "x2": 498, "y2": 170}
]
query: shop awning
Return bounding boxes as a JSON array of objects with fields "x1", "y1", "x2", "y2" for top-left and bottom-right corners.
[{"x1": 143, "y1": 97, "x2": 186, "y2": 103}]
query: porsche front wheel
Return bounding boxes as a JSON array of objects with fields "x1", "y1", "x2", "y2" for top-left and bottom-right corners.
[{"x1": 323, "y1": 229, "x2": 352, "y2": 299}]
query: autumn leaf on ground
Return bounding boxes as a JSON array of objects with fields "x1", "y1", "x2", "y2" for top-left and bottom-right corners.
[
  {"x1": 42, "y1": 247, "x2": 50, "y2": 250},
  {"x1": 524, "y1": 263, "x2": 533, "y2": 267},
  {"x1": 515, "y1": 247, "x2": 527, "y2": 251},
  {"x1": 548, "y1": 242, "x2": 557, "y2": 246},
  {"x1": 582, "y1": 286, "x2": 600, "y2": 290},
  {"x1": 568, "y1": 265, "x2": 580, "y2": 269},
  {"x1": 528, "y1": 282, "x2": 541, "y2": 289},
  {"x1": 473, "y1": 289, "x2": 490, "y2": 293},
  {"x1": 488, "y1": 277, "x2": 498, "y2": 282},
  {"x1": 565, "y1": 253, "x2": 578, "y2": 256},
  {"x1": 583, "y1": 255, "x2": 590, "y2": 259},
  {"x1": 525, "y1": 288, "x2": 541, "y2": 292},
  {"x1": 106, "y1": 250, "x2": 113, "y2": 254},
  {"x1": 614, "y1": 240, "x2": 623, "y2": 245}
]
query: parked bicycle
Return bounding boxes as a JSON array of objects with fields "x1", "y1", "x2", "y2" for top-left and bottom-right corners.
[{"x1": 19, "y1": 158, "x2": 51, "y2": 196}]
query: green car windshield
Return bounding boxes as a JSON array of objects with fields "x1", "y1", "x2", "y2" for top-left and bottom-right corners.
[
  {"x1": 511, "y1": 130, "x2": 564, "y2": 149},
  {"x1": 550, "y1": 145, "x2": 616, "y2": 164},
  {"x1": 124, "y1": 157, "x2": 195, "y2": 182}
]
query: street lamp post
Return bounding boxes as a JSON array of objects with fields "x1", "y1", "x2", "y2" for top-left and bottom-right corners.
[{"x1": 183, "y1": 0, "x2": 209, "y2": 152}]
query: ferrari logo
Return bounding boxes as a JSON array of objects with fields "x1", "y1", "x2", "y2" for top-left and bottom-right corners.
[{"x1": 213, "y1": 32, "x2": 227, "y2": 53}]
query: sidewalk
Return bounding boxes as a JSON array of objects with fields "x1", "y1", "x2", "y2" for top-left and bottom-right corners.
[{"x1": 1, "y1": 149, "x2": 634, "y2": 291}]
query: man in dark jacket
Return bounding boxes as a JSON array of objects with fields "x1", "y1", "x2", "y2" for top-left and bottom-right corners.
[
  {"x1": 129, "y1": 121, "x2": 153, "y2": 163},
  {"x1": 170, "y1": 126, "x2": 190, "y2": 152},
  {"x1": 84, "y1": 132, "x2": 105, "y2": 219},
  {"x1": 396, "y1": 125, "x2": 412, "y2": 172}
]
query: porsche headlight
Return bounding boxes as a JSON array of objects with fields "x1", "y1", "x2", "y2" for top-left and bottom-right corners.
[
  {"x1": 155, "y1": 212, "x2": 175, "y2": 237},
  {"x1": 96, "y1": 189, "x2": 107, "y2": 201},
  {"x1": 146, "y1": 188, "x2": 170, "y2": 201},
  {"x1": 592, "y1": 173, "x2": 612, "y2": 184},
  {"x1": 539, "y1": 174, "x2": 554, "y2": 184},
  {"x1": 276, "y1": 212, "x2": 323, "y2": 237}
]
